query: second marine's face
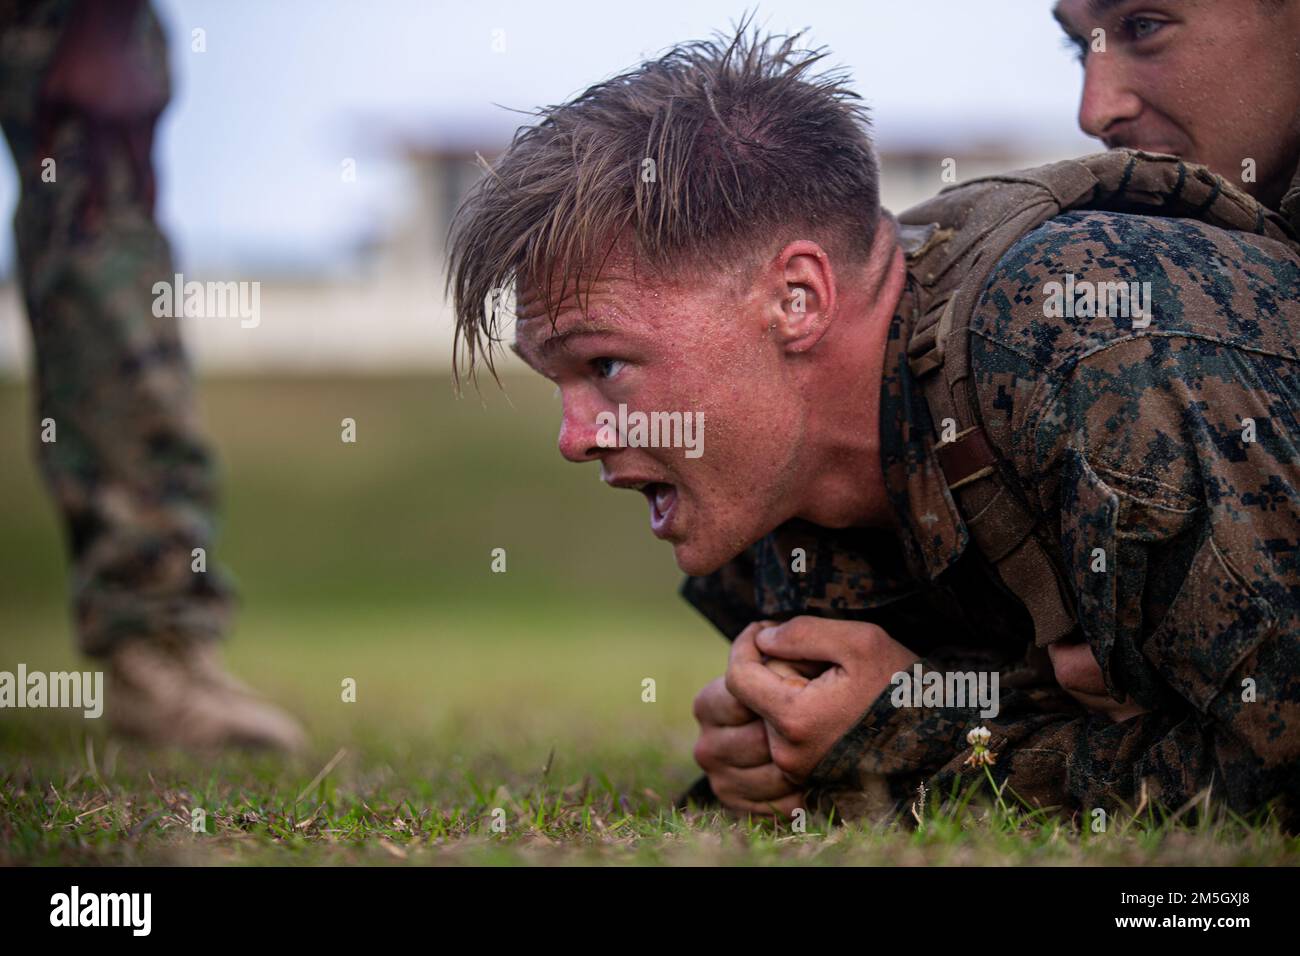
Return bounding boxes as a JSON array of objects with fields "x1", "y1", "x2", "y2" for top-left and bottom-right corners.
[{"x1": 1054, "y1": 0, "x2": 1300, "y2": 208}]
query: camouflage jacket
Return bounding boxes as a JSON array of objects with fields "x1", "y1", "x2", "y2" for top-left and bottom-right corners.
[{"x1": 682, "y1": 209, "x2": 1300, "y2": 827}]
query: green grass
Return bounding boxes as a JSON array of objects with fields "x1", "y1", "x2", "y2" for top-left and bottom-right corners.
[{"x1": 1, "y1": 374, "x2": 1297, "y2": 865}]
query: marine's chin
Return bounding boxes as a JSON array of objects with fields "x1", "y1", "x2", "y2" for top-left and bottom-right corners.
[
  {"x1": 669, "y1": 525, "x2": 758, "y2": 577},
  {"x1": 672, "y1": 543, "x2": 717, "y2": 577}
]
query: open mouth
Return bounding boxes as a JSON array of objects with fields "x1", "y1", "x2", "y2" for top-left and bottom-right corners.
[
  {"x1": 603, "y1": 473, "x2": 682, "y2": 539},
  {"x1": 641, "y1": 482, "x2": 678, "y2": 538}
]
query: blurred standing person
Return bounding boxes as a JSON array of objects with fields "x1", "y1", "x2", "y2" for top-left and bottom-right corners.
[{"x1": 0, "y1": 0, "x2": 304, "y2": 750}]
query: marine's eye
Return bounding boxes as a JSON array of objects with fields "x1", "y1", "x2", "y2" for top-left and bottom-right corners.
[
  {"x1": 591, "y1": 357, "x2": 626, "y2": 380},
  {"x1": 1121, "y1": 15, "x2": 1165, "y2": 42}
]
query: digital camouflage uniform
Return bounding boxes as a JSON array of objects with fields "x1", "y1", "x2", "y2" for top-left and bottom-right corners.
[
  {"x1": 0, "y1": 0, "x2": 233, "y2": 655},
  {"x1": 681, "y1": 155, "x2": 1300, "y2": 827}
]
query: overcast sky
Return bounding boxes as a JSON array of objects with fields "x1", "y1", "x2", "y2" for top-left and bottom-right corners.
[{"x1": 0, "y1": 0, "x2": 1097, "y2": 273}]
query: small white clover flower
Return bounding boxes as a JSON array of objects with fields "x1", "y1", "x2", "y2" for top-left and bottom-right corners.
[{"x1": 964, "y1": 725, "x2": 996, "y2": 768}]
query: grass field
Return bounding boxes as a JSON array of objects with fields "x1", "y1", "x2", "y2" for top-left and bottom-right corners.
[{"x1": 1, "y1": 374, "x2": 1296, "y2": 865}]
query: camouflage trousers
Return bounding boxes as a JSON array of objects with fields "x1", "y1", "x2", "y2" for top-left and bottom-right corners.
[{"x1": 0, "y1": 0, "x2": 233, "y2": 655}]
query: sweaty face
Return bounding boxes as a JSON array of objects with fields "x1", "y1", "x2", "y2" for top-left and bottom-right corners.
[
  {"x1": 512, "y1": 250, "x2": 809, "y2": 576},
  {"x1": 1054, "y1": 0, "x2": 1300, "y2": 208}
]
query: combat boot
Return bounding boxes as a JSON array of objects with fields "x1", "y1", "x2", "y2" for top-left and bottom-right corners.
[{"x1": 105, "y1": 637, "x2": 307, "y2": 754}]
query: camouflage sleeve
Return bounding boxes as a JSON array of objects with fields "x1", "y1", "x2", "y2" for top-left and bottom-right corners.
[
  {"x1": 811, "y1": 213, "x2": 1300, "y2": 826},
  {"x1": 679, "y1": 546, "x2": 760, "y2": 641},
  {"x1": 807, "y1": 652, "x2": 1216, "y2": 823}
]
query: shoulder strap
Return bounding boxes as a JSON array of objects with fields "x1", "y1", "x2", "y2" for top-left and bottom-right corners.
[{"x1": 899, "y1": 149, "x2": 1291, "y2": 647}]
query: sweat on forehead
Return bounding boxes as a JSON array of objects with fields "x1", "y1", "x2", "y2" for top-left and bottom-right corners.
[
  {"x1": 511, "y1": 308, "x2": 639, "y2": 369},
  {"x1": 513, "y1": 248, "x2": 690, "y2": 326}
]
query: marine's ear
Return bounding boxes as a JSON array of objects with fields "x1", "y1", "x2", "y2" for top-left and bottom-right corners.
[{"x1": 764, "y1": 241, "x2": 837, "y2": 354}]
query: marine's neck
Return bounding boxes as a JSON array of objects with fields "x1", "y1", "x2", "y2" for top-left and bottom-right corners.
[{"x1": 793, "y1": 213, "x2": 907, "y2": 532}]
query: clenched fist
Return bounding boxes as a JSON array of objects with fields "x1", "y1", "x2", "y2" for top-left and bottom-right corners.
[
  {"x1": 692, "y1": 673, "x2": 805, "y2": 817},
  {"x1": 726, "y1": 616, "x2": 919, "y2": 783}
]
